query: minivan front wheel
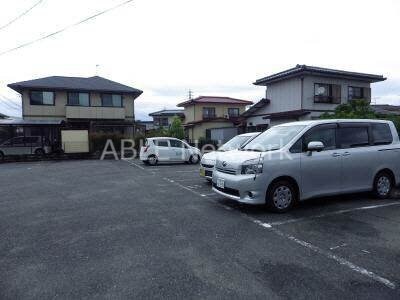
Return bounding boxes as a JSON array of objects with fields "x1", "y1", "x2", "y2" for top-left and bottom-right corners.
[
  {"x1": 266, "y1": 180, "x2": 296, "y2": 213},
  {"x1": 374, "y1": 172, "x2": 393, "y2": 199}
]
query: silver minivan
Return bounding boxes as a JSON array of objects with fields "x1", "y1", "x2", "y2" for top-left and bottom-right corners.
[
  {"x1": 212, "y1": 120, "x2": 400, "y2": 212},
  {"x1": 0, "y1": 136, "x2": 51, "y2": 160}
]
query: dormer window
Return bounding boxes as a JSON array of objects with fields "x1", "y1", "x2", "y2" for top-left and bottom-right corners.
[{"x1": 30, "y1": 91, "x2": 54, "y2": 105}]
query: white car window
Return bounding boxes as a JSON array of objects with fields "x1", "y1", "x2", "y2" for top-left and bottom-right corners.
[
  {"x1": 155, "y1": 140, "x2": 169, "y2": 147},
  {"x1": 170, "y1": 139, "x2": 183, "y2": 148}
]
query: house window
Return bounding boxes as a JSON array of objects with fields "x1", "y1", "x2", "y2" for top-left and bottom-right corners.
[
  {"x1": 101, "y1": 94, "x2": 122, "y2": 107},
  {"x1": 314, "y1": 83, "x2": 341, "y2": 104},
  {"x1": 160, "y1": 118, "x2": 169, "y2": 126},
  {"x1": 228, "y1": 108, "x2": 240, "y2": 117},
  {"x1": 30, "y1": 91, "x2": 54, "y2": 105},
  {"x1": 68, "y1": 92, "x2": 89, "y2": 106},
  {"x1": 348, "y1": 86, "x2": 364, "y2": 100},
  {"x1": 203, "y1": 107, "x2": 216, "y2": 119}
]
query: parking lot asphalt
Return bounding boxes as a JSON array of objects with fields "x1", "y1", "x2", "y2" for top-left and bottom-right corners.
[{"x1": 1, "y1": 159, "x2": 400, "y2": 299}]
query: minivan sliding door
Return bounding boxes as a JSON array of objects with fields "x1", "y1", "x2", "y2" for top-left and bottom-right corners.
[{"x1": 338, "y1": 123, "x2": 374, "y2": 192}]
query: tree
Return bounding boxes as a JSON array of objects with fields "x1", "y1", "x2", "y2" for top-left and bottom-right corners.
[
  {"x1": 168, "y1": 116, "x2": 185, "y2": 139},
  {"x1": 320, "y1": 99, "x2": 400, "y2": 134},
  {"x1": 320, "y1": 99, "x2": 376, "y2": 119}
]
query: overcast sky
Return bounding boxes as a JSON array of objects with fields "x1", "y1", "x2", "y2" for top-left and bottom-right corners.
[{"x1": 0, "y1": 0, "x2": 399, "y2": 119}]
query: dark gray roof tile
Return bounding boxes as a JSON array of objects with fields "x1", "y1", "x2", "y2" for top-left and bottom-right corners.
[
  {"x1": 8, "y1": 76, "x2": 143, "y2": 97},
  {"x1": 255, "y1": 65, "x2": 386, "y2": 85}
]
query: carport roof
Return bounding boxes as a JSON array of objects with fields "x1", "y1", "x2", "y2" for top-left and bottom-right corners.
[
  {"x1": 0, "y1": 118, "x2": 64, "y2": 126},
  {"x1": 8, "y1": 76, "x2": 143, "y2": 98}
]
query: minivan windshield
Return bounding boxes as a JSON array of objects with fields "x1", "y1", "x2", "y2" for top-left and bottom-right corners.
[
  {"x1": 218, "y1": 135, "x2": 253, "y2": 151},
  {"x1": 242, "y1": 125, "x2": 306, "y2": 152}
]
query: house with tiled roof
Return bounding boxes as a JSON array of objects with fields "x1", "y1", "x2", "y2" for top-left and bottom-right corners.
[
  {"x1": 177, "y1": 96, "x2": 253, "y2": 142},
  {"x1": 7, "y1": 75, "x2": 143, "y2": 136},
  {"x1": 244, "y1": 65, "x2": 386, "y2": 131},
  {"x1": 149, "y1": 109, "x2": 185, "y2": 129}
]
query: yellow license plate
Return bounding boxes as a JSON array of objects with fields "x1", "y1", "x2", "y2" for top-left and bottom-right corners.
[{"x1": 200, "y1": 168, "x2": 205, "y2": 176}]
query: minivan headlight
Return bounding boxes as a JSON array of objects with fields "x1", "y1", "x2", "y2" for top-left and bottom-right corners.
[{"x1": 241, "y1": 159, "x2": 263, "y2": 174}]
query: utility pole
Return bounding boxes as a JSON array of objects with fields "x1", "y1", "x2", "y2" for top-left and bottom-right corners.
[
  {"x1": 188, "y1": 89, "x2": 193, "y2": 100},
  {"x1": 95, "y1": 64, "x2": 100, "y2": 76}
]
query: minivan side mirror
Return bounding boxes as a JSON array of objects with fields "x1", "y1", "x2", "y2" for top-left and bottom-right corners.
[{"x1": 307, "y1": 141, "x2": 325, "y2": 152}]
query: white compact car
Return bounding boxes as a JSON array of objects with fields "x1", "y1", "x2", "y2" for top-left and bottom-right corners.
[
  {"x1": 212, "y1": 119, "x2": 400, "y2": 212},
  {"x1": 0, "y1": 136, "x2": 51, "y2": 160},
  {"x1": 200, "y1": 132, "x2": 261, "y2": 180},
  {"x1": 140, "y1": 137, "x2": 201, "y2": 165}
]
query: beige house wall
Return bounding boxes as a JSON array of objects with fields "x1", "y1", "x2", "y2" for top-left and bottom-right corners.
[
  {"x1": 183, "y1": 103, "x2": 247, "y2": 123},
  {"x1": 22, "y1": 90, "x2": 135, "y2": 121},
  {"x1": 187, "y1": 121, "x2": 234, "y2": 141},
  {"x1": 183, "y1": 102, "x2": 249, "y2": 140}
]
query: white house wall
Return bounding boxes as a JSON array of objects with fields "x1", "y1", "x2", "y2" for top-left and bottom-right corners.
[
  {"x1": 246, "y1": 115, "x2": 270, "y2": 127},
  {"x1": 264, "y1": 78, "x2": 302, "y2": 113}
]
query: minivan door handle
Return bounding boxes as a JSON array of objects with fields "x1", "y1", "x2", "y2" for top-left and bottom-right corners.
[
  {"x1": 332, "y1": 152, "x2": 341, "y2": 157},
  {"x1": 342, "y1": 152, "x2": 351, "y2": 157}
]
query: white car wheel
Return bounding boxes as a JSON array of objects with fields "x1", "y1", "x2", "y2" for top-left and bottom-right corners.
[
  {"x1": 148, "y1": 155, "x2": 158, "y2": 166},
  {"x1": 190, "y1": 154, "x2": 200, "y2": 164}
]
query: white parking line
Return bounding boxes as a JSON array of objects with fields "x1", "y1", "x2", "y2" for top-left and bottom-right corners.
[
  {"x1": 269, "y1": 202, "x2": 400, "y2": 226},
  {"x1": 269, "y1": 226, "x2": 396, "y2": 290},
  {"x1": 123, "y1": 160, "x2": 397, "y2": 289},
  {"x1": 123, "y1": 159, "x2": 146, "y2": 170}
]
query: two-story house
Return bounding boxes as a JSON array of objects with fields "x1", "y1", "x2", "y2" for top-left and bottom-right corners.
[
  {"x1": 177, "y1": 96, "x2": 253, "y2": 142},
  {"x1": 243, "y1": 65, "x2": 386, "y2": 131},
  {"x1": 149, "y1": 109, "x2": 185, "y2": 129},
  {"x1": 7, "y1": 76, "x2": 143, "y2": 136}
]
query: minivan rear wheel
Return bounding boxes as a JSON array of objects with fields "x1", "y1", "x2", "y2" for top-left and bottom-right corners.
[
  {"x1": 373, "y1": 171, "x2": 393, "y2": 199},
  {"x1": 266, "y1": 180, "x2": 297, "y2": 213}
]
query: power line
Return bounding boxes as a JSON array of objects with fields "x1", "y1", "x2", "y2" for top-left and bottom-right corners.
[
  {"x1": 0, "y1": 0, "x2": 134, "y2": 57},
  {"x1": 0, "y1": 0, "x2": 45, "y2": 32},
  {"x1": 0, "y1": 95, "x2": 22, "y2": 109},
  {"x1": 0, "y1": 98, "x2": 21, "y2": 111}
]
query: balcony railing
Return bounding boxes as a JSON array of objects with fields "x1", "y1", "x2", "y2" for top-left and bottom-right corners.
[
  {"x1": 202, "y1": 114, "x2": 216, "y2": 119},
  {"x1": 66, "y1": 106, "x2": 125, "y2": 119}
]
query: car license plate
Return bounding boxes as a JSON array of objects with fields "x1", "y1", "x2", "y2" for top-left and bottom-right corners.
[
  {"x1": 200, "y1": 168, "x2": 205, "y2": 176},
  {"x1": 217, "y1": 178, "x2": 225, "y2": 189}
]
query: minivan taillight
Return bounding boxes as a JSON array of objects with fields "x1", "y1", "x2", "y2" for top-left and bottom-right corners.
[{"x1": 144, "y1": 145, "x2": 150, "y2": 152}]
